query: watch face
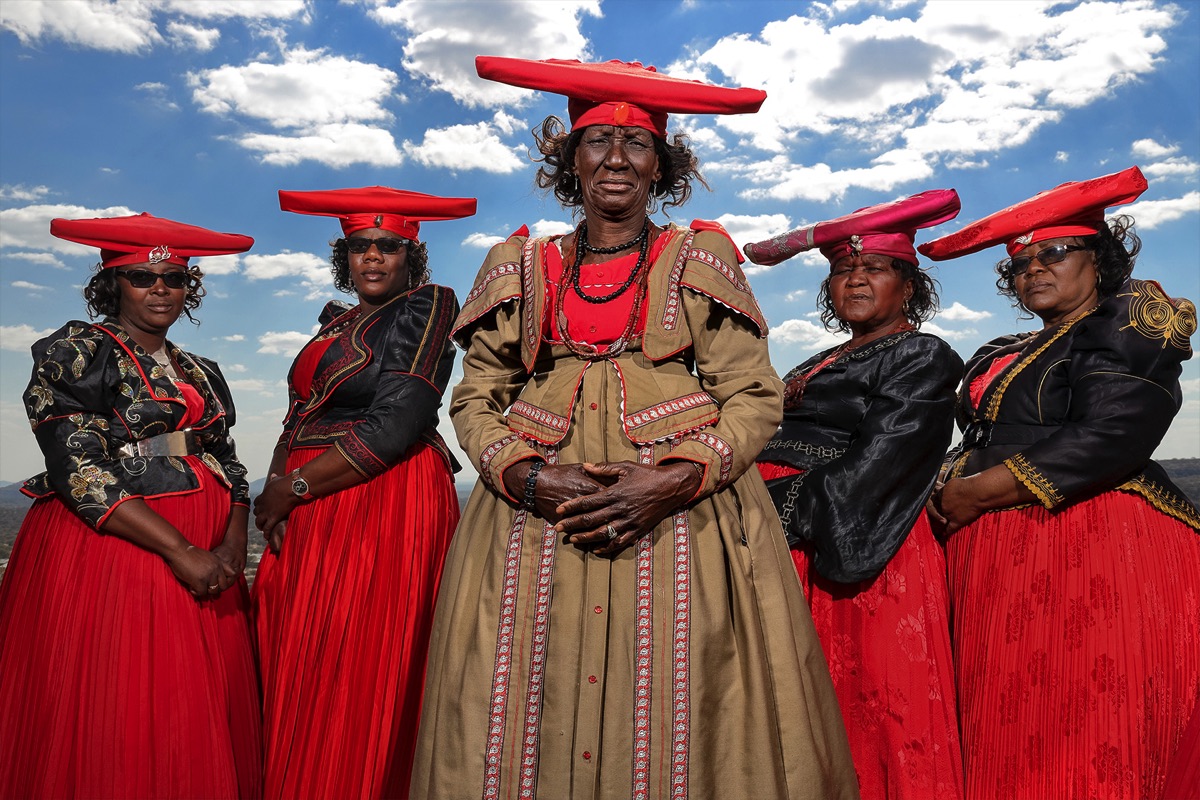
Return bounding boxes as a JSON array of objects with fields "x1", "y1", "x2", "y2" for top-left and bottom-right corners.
[{"x1": 292, "y1": 477, "x2": 308, "y2": 496}]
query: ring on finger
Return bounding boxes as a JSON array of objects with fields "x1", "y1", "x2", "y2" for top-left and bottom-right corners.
[
  {"x1": 208, "y1": 584, "x2": 220, "y2": 591},
  {"x1": 604, "y1": 524, "x2": 619, "y2": 541}
]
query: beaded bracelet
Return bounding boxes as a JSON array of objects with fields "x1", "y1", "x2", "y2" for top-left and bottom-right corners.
[{"x1": 523, "y1": 461, "x2": 546, "y2": 511}]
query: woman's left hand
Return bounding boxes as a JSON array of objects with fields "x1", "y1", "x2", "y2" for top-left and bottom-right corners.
[
  {"x1": 212, "y1": 506, "x2": 249, "y2": 575},
  {"x1": 935, "y1": 476, "x2": 988, "y2": 535},
  {"x1": 554, "y1": 461, "x2": 702, "y2": 556},
  {"x1": 253, "y1": 473, "x2": 299, "y2": 536}
]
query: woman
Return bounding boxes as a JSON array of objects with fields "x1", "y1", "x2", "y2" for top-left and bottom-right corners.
[
  {"x1": 920, "y1": 166, "x2": 1200, "y2": 799},
  {"x1": 745, "y1": 190, "x2": 965, "y2": 800},
  {"x1": 412, "y1": 57, "x2": 857, "y2": 800},
  {"x1": 252, "y1": 186, "x2": 473, "y2": 799},
  {"x1": 0, "y1": 213, "x2": 261, "y2": 798}
]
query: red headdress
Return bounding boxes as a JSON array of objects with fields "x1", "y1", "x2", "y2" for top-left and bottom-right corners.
[
  {"x1": 474, "y1": 56, "x2": 766, "y2": 138},
  {"x1": 50, "y1": 212, "x2": 254, "y2": 269},
  {"x1": 278, "y1": 186, "x2": 478, "y2": 241},
  {"x1": 743, "y1": 190, "x2": 961, "y2": 267},
  {"x1": 918, "y1": 166, "x2": 1147, "y2": 260}
]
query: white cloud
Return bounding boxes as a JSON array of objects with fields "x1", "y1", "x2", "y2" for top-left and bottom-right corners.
[
  {"x1": 463, "y1": 232, "x2": 504, "y2": 249},
  {"x1": 194, "y1": 253, "x2": 241, "y2": 276},
  {"x1": 920, "y1": 319, "x2": 979, "y2": 342},
  {"x1": 1055, "y1": 151, "x2": 1069, "y2": 163},
  {"x1": 0, "y1": 324, "x2": 57, "y2": 352},
  {"x1": 258, "y1": 330, "x2": 314, "y2": 356},
  {"x1": 369, "y1": 0, "x2": 600, "y2": 108},
  {"x1": 2, "y1": 251, "x2": 66, "y2": 268},
  {"x1": 237, "y1": 123, "x2": 405, "y2": 167},
  {"x1": 0, "y1": 202, "x2": 136, "y2": 256},
  {"x1": 167, "y1": 20, "x2": 220, "y2": 50},
  {"x1": 1125, "y1": 192, "x2": 1200, "y2": 229},
  {"x1": 529, "y1": 219, "x2": 573, "y2": 237},
  {"x1": 242, "y1": 250, "x2": 331, "y2": 300},
  {"x1": 11, "y1": 280, "x2": 48, "y2": 291},
  {"x1": 1142, "y1": 157, "x2": 1200, "y2": 179},
  {"x1": 937, "y1": 301, "x2": 992, "y2": 322},
  {"x1": 1131, "y1": 138, "x2": 1179, "y2": 159},
  {"x1": 785, "y1": 289, "x2": 808, "y2": 302},
  {"x1": 405, "y1": 119, "x2": 525, "y2": 173},
  {"x1": 710, "y1": 213, "x2": 792, "y2": 252},
  {"x1": 0, "y1": 184, "x2": 51, "y2": 202},
  {"x1": 768, "y1": 318, "x2": 843, "y2": 350},
  {"x1": 680, "y1": 0, "x2": 1179, "y2": 202},
  {"x1": 223, "y1": 335, "x2": 246, "y2": 342},
  {"x1": 227, "y1": 378, "x2": 278, "y2": 395}
]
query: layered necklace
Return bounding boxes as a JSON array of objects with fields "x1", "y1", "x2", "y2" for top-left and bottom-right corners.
[{"x1": 555, "y1": 217, "x2": 653, "y2": 360}]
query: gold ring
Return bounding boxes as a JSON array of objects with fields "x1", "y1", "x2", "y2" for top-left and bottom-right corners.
[{"x1": 208, "y1": 584, "x2": 220, "y2": 591}]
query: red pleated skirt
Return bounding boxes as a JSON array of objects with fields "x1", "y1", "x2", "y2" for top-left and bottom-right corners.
[
  {"x1": 758, "y1": 462, "x2": 964, "y2": 799},
  {"x1": 253, "y1": 443, "x2": 459, "y2": 800},
  {"x1": 0, "y1": 458, "x2": 262, "y2": 799},
  {"x1": 946, "y1": 491, "x2": 1200, "y2": 799}
]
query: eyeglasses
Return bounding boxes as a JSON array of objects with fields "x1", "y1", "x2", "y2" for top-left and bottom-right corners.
[
  {"x1": 1006, "y1": 244, "x2": 1088, "y2": 277},
  {"x1": 346, "y1": 236, "x2": 408, "y2": 254},
  {"x1": 115, "y1": 269, "x2": 190, "y2": 289}
]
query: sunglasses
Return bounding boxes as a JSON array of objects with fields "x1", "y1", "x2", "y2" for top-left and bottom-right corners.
[
  {"x1": 346, "y1": 236, "x2": 408, "y2": 254},
  {"x1": 115, "y1": 269, "x2": 190, "y2": 289},
  {"x1": 1007, "y1": 244, "x2": 1088, "y2": 277}
]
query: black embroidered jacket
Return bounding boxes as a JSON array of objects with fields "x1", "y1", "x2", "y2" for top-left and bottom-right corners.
[
  {"x1": 948, "y1": 278, "x2": 1199, "y2": 530},
  {"x1": 22, "y1": 320, "x2": 249, "y2": 527},
  {"x1": 279, "y1": 283, "x2": 460, "y2": 476},
  {"x1": 759, "y1": 331, "x2": 963, "y2": 582}
]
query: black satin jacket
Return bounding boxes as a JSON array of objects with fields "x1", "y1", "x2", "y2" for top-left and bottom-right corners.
[
  {"x1": 948, "y1": 278, "x2": 1199, "y2": 530},
  {"x1": 21, "y1": 320, "x2": 249, "y2": 527},
  {"x1": 759, "y1": 331, "x2": 963, "y2": 582},
  {"x1": 279, "y1": 283, "x2": 460, "y2": 476}
]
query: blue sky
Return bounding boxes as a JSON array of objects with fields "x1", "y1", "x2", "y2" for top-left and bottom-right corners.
[{"x1": 1, "y1": 0, "x2": 1197, "y2": 486}]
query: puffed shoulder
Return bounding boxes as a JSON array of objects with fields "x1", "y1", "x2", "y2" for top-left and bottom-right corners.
[
  {"x1": 678, "y1": 227, "x2": 768, "y2": 337},
  {"x1": 29, "y1": 321, "x2": 106, "y2": 379},
  {"x1": 881, "y1": 331, "x2": 964, "y2": 370},
  {"x1": 319, "y1": 299, "x2": 354, "y2": 326},
  {"x1": 453, "y1": 236, "x2": 527, "y2": 343},
  {"x1": 1087, "y1": 278, "x2": 1196, "y2": 357}
]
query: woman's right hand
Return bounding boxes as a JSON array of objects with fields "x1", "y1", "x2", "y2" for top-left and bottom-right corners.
[
  {"x1": 502, "y1": 461, "x2": 606, "y2": 522},
  {"x1": 265, "y1": 520, "x2": 286, "y2": 555},
  {"x1": 166, "y1": 544, "x2": 237, "y2": 598}
]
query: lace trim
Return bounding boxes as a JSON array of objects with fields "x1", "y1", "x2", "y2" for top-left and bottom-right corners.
[
  {"x1": 1004, "y1": 453, "x2": 1063, "y2": 508},
  {"x1": 1118, "y1": 474, "x2": 1200, "y2": 531}
]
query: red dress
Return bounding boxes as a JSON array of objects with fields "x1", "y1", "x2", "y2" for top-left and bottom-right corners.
[
  {"x1": 254, "y1": 293, "x2": 460, "y2": 800},
  {"x1": 0, "y1": 385, "x2": 261, "y2": 799}
]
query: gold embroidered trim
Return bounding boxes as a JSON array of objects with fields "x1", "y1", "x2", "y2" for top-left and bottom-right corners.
[
  {"x1": 984, "y1": 309, "x2": 1096, "y2": 421},
  {"x1": 1118, "y1": 474, "x2": 1200, "y2": 532},
  {"x1": 1004, "y1": 454, "x2": 1063, "y2": 508},
  {"x1": 1118, "y1": 279, "x2": 1197, "y2": 351}
]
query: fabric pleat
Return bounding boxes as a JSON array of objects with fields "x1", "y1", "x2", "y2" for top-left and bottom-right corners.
[
  {"x1": 947, "y1": 491, "x2": 1200, "y2": 799},
  {"x1": 254, "y1": 443, "x2": 458, "y2": 800},
  {"x1": 0, "y1": 457, "x2": 262, "y2": 799}
]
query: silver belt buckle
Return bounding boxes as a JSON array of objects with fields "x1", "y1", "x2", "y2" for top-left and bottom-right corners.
[{"x1": 118, "y1": 429, "x2": 195, "y2": 458}]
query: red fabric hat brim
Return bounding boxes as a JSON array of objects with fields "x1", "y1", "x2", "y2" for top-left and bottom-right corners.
[
  {"x1": 475, "y1": 57, "x2": 766, "y2": 136},
  {"x1": 50, "y1": 212, "x2": 253, "y2": 268},
  {"x1": 917, "y1": 166, "x2": 1147, "y2": 261},
  {"x1": 743, "y1": 189, "x2": 961, "y2": 267},
  {"x1": 278, "y1": 186, "x2": 478, "y2": 241}
]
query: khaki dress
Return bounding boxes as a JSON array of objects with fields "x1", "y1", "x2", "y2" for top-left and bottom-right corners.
[{"x1": 412, "y1": 226, "x2": 857, "y2": 800}]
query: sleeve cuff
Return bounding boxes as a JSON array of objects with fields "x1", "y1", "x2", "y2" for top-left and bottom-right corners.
[{"x1": 1004, "y1": 454, "x2": 1063, "y2": 509}]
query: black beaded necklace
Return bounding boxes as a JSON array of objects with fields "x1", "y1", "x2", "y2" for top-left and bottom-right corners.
[{"x1": 570, "y1": 218, "x2": 650, "y2": 305}]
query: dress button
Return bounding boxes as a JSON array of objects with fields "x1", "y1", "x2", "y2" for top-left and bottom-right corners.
[
  {"x1": 588, "y1": 675, "x2": 597, "y2": 684},
  {"x1": 594, "y1": 605, "x2": 603, "y2": 614},
  {"x1": 590, "y1": 403, "x2": 598, "y2": 410},
  {"x1": 582, "y1": 750, "x2": 592, "y2": 760}
]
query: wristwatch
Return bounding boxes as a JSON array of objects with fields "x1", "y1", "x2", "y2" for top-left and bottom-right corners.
[{"x1": 290, "y1": 468, "x2": 315, "y2": 501}]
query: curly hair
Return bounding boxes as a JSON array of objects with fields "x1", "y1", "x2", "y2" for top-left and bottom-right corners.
[
  {"x1": 83, "y1": 264, "x2": 206, "y2": 324},
  {"x1": 816, "y1": 258, "x2": 940, "y2": 333},
  {"x1": 995, "y1": 214, "x2": 1140, "y2": 316},
  {"x1": 329, "y1": 237, "x2": 431, "y2": 295},
  {"x1": 531, "y1": 115, "x2": 709, "y2": 214}
]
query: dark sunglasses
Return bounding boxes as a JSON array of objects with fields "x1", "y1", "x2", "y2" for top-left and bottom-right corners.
[
  {"x1": 115, "y1": 269, "x2": 190, "y2": 289},
  {"x1": 346, "y1": 236, "x2": 408, "y2": 254},
  {"x1": 1007, "y1": 244, "x2": 1087, "y2": 277}
]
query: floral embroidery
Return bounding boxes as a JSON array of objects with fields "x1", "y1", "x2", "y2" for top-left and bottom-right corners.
[{"x1": 68, "y1": 463, "x2": 117, "y2": 502}]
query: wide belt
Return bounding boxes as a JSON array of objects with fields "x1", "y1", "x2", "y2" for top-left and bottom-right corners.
[
  {"x1": 961, "y1": 420, "x2": 1062, "y2": 450},
  {"x1": 117, "y1": 430, "x2": 202, "y2": 458}
]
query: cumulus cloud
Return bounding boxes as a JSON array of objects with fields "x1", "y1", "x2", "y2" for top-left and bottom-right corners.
[
  {"x1": 11, "y1": 280, "x2": 48, "y2": 291},
  {"x1": 0, "y1": 0, "x2": 304, "y2": 53},
  {"x1": 1131, "y1": 138, "x2": 1180, "y2": 159},
  {"x1": 463, "y1": 232, "x2": 505, "y2": 249},
  {"x1": 678, "y1": 0, "x2": 1180, "y2": 202},
  {"x1": 405, "y1": 118, "x2": 526, "y2": 173},
  {"x1": 227, "y1": 378, "x2": 279, "y2": 396},
  {"x1": 223, "y1": 335, "x2": 246, "y2": 342},
  {"x1": 1055, "y1": 151, "x2": 1069, "y2": 163},
  {"x1": 938, "y1": 301, "x2": 992, "y2": 322},
  {"x1": 0, "y1": 202, "x2": 136, "y2": 257},
  {"x1": 241, "y1": 250, "x2": 331, "y2": 299},
  {"x1": 0, "y1": 324, "x2": 57, "y2": 351},
  {"x1": 1142, "y1": 157, "x2": 1200, "y2": 179},
  {"x1": 529, "y1": 219, "x2": 573, "y2": 237},
  {"x1": 369, "y1": 0, "x2": 600, "y2": 108},
  {"x1": 238, "y1": 124, "x2": 405, "y2": 167},
  {"x1": 167, "y1": 20, "x2": 220, "y2": 51},
  {"x1": 0, "y1": 184, "x2": 51, "y2": 202},
  {"x1": 1125, "y1": 192, "x2": 1200, "y2": 229},
  {"x1": 258, "y1": 330, "x2": 314, "y2": 356},
  {"x1": 921, "y1": 320, "x2": 979, "y2": 342},
  {"x1": 2, "y1": 251, "x2": 66, "y2": 268},
  {"x1": 194, "y1": 253, "x2": 241, "y2": 276},
  {"x1": 768, "y1": 318, "x2": 843, "y2": 350}
]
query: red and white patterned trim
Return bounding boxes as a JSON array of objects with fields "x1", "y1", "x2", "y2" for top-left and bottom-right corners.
[
  {"x1": 685, "y1": 247, "x2": 750, "y2": 294},
  {"x1": 631, "y1": 445, "x2": 656, "y2": 800},
  {"x1": 670, "y1": 510, "x2": 692, "y2": 799},
  {"x1": 660, "y1": 231, "x2": 695, "y2": 331},
  {"x1": 482, "y1": 506, "x2": 529, "y2": 800},
  {"x1": 625, "y1": 392, "x2": 715, "y2": 431},
  {"x1": 509, "y1": 400, "x2": 571, "y2": 434},
  {"x1": 479, "y1": 433, "x2": 519, "y2": 489},
  {"x1": 462, "y1": 261, "x2": 521, "y2": 307},
  {"x1": 684, "y1": 431, "x2": 734, "y2": 487}
]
